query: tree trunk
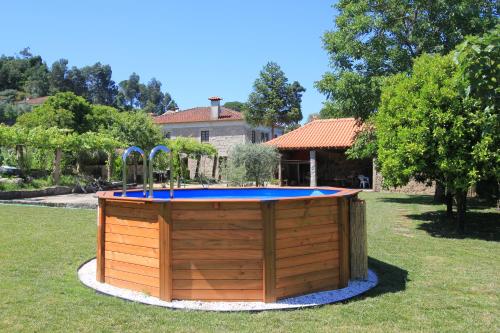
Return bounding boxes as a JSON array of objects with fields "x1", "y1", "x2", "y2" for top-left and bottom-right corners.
[
  {"x1": 194, "y1": 155, "x2": 201, "y2": 179},
  {"x1": 433, "y1": 182, "x2": 445, "y2": 203},
  {"x1": 211, "y1": 153, "x2": 218, "y2": 178},
  {"x1": 446, "y1": 190, "x2": 454, "y2": 218},
  {"x1": 271, "y1": 126, "x2": 275, "y2": 139},
  {"x1": 133, "y1": 160, "x2": 138, "y2": 183},
  {"x1": 455, "y1": 190, "x2": 467, "y2": 233},
  {"x1": 15, "y1": 144, "x2": 27, "y2": 177},
  {"x1": 52, "y1": 148, "x2": 62, "y2": 185}
]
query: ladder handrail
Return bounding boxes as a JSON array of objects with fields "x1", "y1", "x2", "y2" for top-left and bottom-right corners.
[{"x1": 122, "y1": 146, "x2": 147, "y2": 197}]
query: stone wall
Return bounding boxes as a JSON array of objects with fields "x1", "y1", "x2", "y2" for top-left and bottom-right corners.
[{"x1": 372, "y1": 165, "x2": 436, "y2": 195}]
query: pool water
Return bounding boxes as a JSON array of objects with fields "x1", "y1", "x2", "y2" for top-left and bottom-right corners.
[{"x1": 114, "y1": 188, "x2": 339, "y2": 200}]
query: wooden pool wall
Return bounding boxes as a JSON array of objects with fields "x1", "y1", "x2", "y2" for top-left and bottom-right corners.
[{"x1": 96, "y1": 189, "x2": 357, "y2": 302}]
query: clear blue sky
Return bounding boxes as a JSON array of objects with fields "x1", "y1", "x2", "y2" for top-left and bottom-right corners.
[{"x1": 1, "y1": 1, "x2": 337, "y2": 121}]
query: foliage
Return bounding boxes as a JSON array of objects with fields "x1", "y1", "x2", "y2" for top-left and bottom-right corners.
[
  {"x1": 0, "y1": 49, "x2": 175, "y2": 110},
  {"x1": 162, "y1": 137, "x2": 217, "y2": 184},
  {"x1": 227, "y1": 143, "x2": 280, "y2": 186},
  {"x1": 17, "y1": 92, "x2": 92, "y2": 133},
  {"x1": 244, "y1": 62, "x2": 305, "y2": 135},
  {"x1": 376, "y1": 37, "x2": 499, "y2": 230},
  {"x1": 316, "y1": 0, "x2": 498, "y2": 121},
  {"x1": 345, "y1": 122, "x2": 377, "y2": 160},
  {"x1": 223, "y1": 101, "x2": 245, "y2": 112}
]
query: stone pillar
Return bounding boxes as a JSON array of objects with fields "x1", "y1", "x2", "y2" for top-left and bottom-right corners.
[{"x1": 310, "y1": 150, "x2": 317, "y2": 187}]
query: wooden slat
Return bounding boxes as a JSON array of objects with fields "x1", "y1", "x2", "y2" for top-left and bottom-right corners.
[
  {"x1": 276, "y1": 224, "x2": 336, "y2": 240},
  {"x1": 106, "y1": 200, "x2": 159, "y2": 211},
  {"x1": 172, "y1": 230, "x2": 261, "y2": 240},
  {"x1": 105, "y1": 277, "x2": 159, "y2": 297},
  {"x1": 173, "y1": 260, "x2": 262, "y2": 270},
  {"x1": 106, "y1": 268, "x2": 159, "y2": 287},
  {"x1": 338, "y1": 197, "x2": 350, "y2": 287},
  {"x1": 106, "y1": 205, "x2": 158, "y2": 221},
  {"x1": 159, "y1": 202, "x2": 172, "y2": 301},
  {"x1": 276, "y1": 269, "x2": 339, "y2": 289},
  {"x1": 275, "y1": 206, "x2": 336, "y2": 219},
  {"x1": 173, "y1": 279, "x2": 262, "y2": 290},
  {"x1": 173, "y1": 220, "x2": 262, "y2": 230},
  {"x1": 275, "y1": 277, "x2": 338, "y2": 299},
  {"x1": 105, "y1": 242, "x2": 159, "y2": 258},
  {"x1": 276, "y1": 232, "x2": 338, "y2": 250},
  {"x1": 276, "y1": 259, "x2": 338, "y2": 279},
  {"x1": 276, "y1": 241, "x2": 338, "y2": 259},
  {"x1": 105, "y1": 259, "x2": 159, "y2": 278},
  {"x1": 172, "y1": 289, "x2": 261, "y2": 301},
  {"x1": 275, "y1": 215, "x2": 334, "y2": 229},
  {"x1": 105, "y1": 251, "x2": 159, "y2": 268},
  {"x1": 106, "y1": 216, "x2": 159, "y2": 229},
  {"x1": 262, "y1": 201, "x2": 276, "y2": 303},
  {"x1": 96, "y1": 198, "x2": 106, "y2": 282},
  {"x1": 276, "y1": 250, "x2": 339, "y2": 269},
  {"x1": 275, "y1": 198, "x2": 336, "y2": 210},
  {"x1": 172, "y1": 239, "x2": 262, "y2": 250},
  {"x1": 106, "y1": 233, "x2": 158, "y2": 248},
  {"x1": 105, "y1": 224, "x2": 158, "y2": 238},
  {"x1": 350, "y1": 199, "x2": 368, "y2": 280},
  {"x1": 173, "y1": 269, "x2": 262, "y2": 280},
  {"x1": 173, "y1": 249, "x2": 262, "y2": 260},
  {"x1": 172, "y1": 209, "x2": 261, "y2": 221}
]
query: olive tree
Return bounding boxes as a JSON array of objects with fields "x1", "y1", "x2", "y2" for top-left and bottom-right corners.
[{"x1": 227, "y1": 144, "x2": 280, "y2": 186}]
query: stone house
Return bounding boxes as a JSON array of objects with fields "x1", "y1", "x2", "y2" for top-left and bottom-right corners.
[{"x1": 153, "y1": 96, "x2": 282, "y2": 179}]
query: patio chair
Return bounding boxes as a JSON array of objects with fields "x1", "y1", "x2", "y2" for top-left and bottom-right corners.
[{"x1": 358, "y1": 175, "x2": 370, "y2": 189}]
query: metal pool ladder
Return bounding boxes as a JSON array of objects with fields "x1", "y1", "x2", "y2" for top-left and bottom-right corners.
[
  {"x1": 148, "y1": 145, "x2": 173, "y2": 199},
  {"x1": 122, "y1": 146, "x2": 148, "y2": 197}
]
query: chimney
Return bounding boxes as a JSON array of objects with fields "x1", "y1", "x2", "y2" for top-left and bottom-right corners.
[{"x1": 208, "y1": 96, "x2": 222, "y2": 120}]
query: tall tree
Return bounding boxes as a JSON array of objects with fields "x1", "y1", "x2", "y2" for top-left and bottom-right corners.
[
  {"x1": 49, "y1": 59, "x2": 70, "y2": 94},
  {"x1": 82, "y1": 63, "x2": 117, "y2": 105},
  {"x1": 316, "y1": 0, "x2": 498, "y2": 121},
  {"x1": 117, "y1": 73, "x2": 141, "y2": 109},
  {"x1": 244, "y1": 62, "x2": 305, "y2": 136}
]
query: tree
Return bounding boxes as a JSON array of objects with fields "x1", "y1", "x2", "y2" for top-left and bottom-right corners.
[
  {"x1": 227, "y1": 143, "x2": 280, "y2": 186},
  {"x1": 117, "y1": 73, "x2": 141, "y2": 109},
  {"x1": 17, "y1": 92, "x2": 92, "y2": 133},
  {"x1": 162, "y1": 92, "x2": 178, "y2": 112},
  {"x1": 244, "y1": 62, "x2": 305, "y2": 136},
  {"x1": 49, "y1": 59, "x2": 71, "y2": 94},
  {"x1": 376, "y1": 34, "x2": 499, "y2": 232},
  {"x1": 82, "y1": 63, "x2": 117, "y2": 105},
  {"x1": 223, "y1": 101, "x2": 245, "y2": 112},
  {"x1": 316, "y1": 0, "x2": 498, "y2": 121}
]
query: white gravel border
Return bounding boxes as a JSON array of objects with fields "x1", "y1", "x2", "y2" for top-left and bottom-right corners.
[{"x1": 78, "y1": 259, "x2": 378, "y2": 311}]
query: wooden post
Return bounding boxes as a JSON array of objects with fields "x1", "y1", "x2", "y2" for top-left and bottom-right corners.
[
  {"x1": 159, "y1": 202, "x2": 172, "y2": 301},
  {"x1": 96, "y1": 198, "x2": 106, "y2": 282},
  {"x1": 262, "y1": 201, "x2": 276, "y2": 303},
  {"x1": 310, "y1": 150, "x2": 317, "y2": 187},
  {"x1": 338, "y1": 197, "x2": 350, "y2": 287},
  {"x1": 278, "y1": 154, "x2": 282, "y2": 186},
  {"x1": 350, "y1": 198, "x2": 368, "y2": 280}
]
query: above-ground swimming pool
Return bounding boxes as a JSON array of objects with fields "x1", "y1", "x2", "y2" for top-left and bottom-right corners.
[{"x1": 96, "y1": 187, "x2": 362, "y2": 302}]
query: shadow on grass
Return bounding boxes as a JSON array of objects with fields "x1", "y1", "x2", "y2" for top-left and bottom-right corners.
[
  {"x1": 379, "y1": 194, "x2": 494, "y2": 211},
  {"x1": 409, "y1": 211, "x2": 500, "y2": 242},
  {"x1": 365, "y1": 257, "x2": 408, "y2": 297}
]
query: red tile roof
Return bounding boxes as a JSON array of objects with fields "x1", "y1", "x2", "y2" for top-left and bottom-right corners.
[
  {"x1": 208, "y1": 96, "x2": 223, "y2": 101},
  {"x1": 266, "y1": 118, "x2": 362, "y2": 150},
  {"x1": 153, "y1": 107, "x2": 243, "y2": 124}
]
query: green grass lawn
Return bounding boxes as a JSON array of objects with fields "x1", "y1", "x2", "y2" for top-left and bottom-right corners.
[{"x1": 0, "y1": 192, "x2": 498, "y2": 332}]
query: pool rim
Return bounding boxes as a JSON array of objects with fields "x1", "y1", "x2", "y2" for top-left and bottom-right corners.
[{"x1": 97, "y1": 186, "x2": 361, "y2": 203}]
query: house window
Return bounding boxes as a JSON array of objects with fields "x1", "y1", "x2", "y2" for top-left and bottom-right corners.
[
  {"x1": 201, "y1": 130, "x2": 209, "y2": 142},
  {"x1": 251, "y1": 131, "x2": 256, "y2": 143},
  {"x1": 261, "y1": 132, "x2": 266, "y2": 142},
  {"x1": 265, "y1": 133, "x2": 269, "y2": 142},
  {"x1": 165, "y1": 131, "x2": 171, "y2": 139}
]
